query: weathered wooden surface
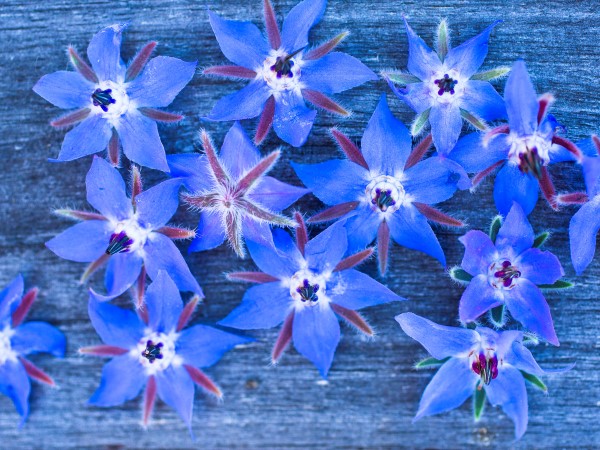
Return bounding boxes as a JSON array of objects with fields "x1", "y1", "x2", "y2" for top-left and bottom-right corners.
[{"x1": 0, "y1": 0, "x2": 599, "y2": 448}]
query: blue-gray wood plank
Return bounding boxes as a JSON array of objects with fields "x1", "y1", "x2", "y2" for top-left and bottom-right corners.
[{"x1": 0, "y1": 0, "x2": 599, "y2": 448}]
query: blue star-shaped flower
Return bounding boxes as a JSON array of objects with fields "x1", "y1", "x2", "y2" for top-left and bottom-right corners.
[
  {"x1": 449, "y1": 60, "x2": 584, "y2": 215},
  {"x1": 167, "y1": 122, "x2": 309, "y2": 257},
  {"x1": 33, "y1": 24, "x2": 196, "y2": 171},
  {"x1": 396, "y1": 312, "x2": 570, "y2": 440},
  {"x1": 46, "y1": 156, "x2": 201, "y2": 300},
  {"x1": 81, "y1": 271, "x2": 252, "y2": 433},
  {"x1": 0, "y1": 275, "x2": 66, "y2": 425},
  {"x1": 383, "y1": 18, "x2": 507, "y2": 155},
  {"x1": 293, "y1": 94, "x2": 470, "y2": 274},
  {"x1": 205, "y1": 0, "x2": 377, "y2": 147},
  {"x1": 219, "y1": 216, "x2": 404, "y2": 378},
  {"x1": 456, "y1": 203, "x2": 565, "y2": 345}
]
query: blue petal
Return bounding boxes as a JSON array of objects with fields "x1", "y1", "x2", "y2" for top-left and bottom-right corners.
[
  {"x1": 582, "y1": 156, "x2": 600, "y2": 197},
  {"x1": 273, "y1": 91, "x2": 317, "y2": 147},
  {"x1": 281, "y1": 0, "x2": 326, "y2": 52},
  {"x1": 127, "y1": 56, "x2": 196, "y2": 108},
  {"x1": 219, "y1": 122, "x2": 260, "y2": 180},
  {"x1": 88, "y1": 291, "x2": 145, "y2": 347},
  {"x1": 155, "y1": 365, "x2": 194, "y2": 428},
  {"x1": 104, "y1": 252, "x2": 143, "y2": 297},
  {"x1": 504, "y1": 339, "x2": 545, "y2": 377},
  {"x1": 0, "y1": 360, "x2": 30, "y2": 422},
  {"x1": 459, "y1": 230, "x2": 497, "y2": 276},
  {"x1": 188, "y1": 212, "x2": 226, "y2": 253},
  {"x1": 504, "y1": 60, "x2": 539, "y2": 137},
  {"x1": 247, "y1": 228, "x2": 303, "y2": 278},
  {"x1": 493, "y1": 164, "x2": 539, "y2": 216},
  {"x1": 484, "y1": 365, "x2": 528, "y2": 439},
  {"x1": 414, "y1": 358, "x2": 478, "y2": 420},
  {"x1": 88, "y1": 355, "x2": 146, "y2": 407},
  {"x1": 292, "y1": 159, "x2": 368, "y2": 205},
  {"x1": 444, "y1": 21, "x2": 501, "y2": 78},
  {"x1": 301, "y1": 52, "x2": 377, "y2": 94},
  {"x1": 0, "y1": 275, "x2": 24, "y2": 327},
  {"x1": 361, "y1": 94, "x2": 412, "y2": 174},
  {"x1": 177, "y1": 324, "x2": 253, "y2": 368},
  {"x1": 58, "y1": 115, "x2": 113, "y2": 161},
  {"x1": 331, "y1": 270, "x2": 404, "y2": 310},
  {"x1": 86, "y1": 156, "x2": 132, "y2": 221},
  {"x1": 145, "y1": 271, "x2": 183, "y2": 333},
  {"x1": 404, "y1": 156, "x2": 469, "y2": 204},
  {"x1": 448, "y1": 132, "x2": 509, "y2": 173},
  {"x1": 292, "y1": 304, "x2": 340, "y2": 378},
  {"x1": 495, "y1": 202, "x2": 535, "y2": 255},
  {"x1": 207, "y1": 81, "x2": 272, "y2": 121},
  {"x1": 143, "y1": 232, "x2": 203, "y2": 295},
  {"x1": 504, "y1": 279, "x2": 558, "y2": 345},
  {"x1": 167, "y1": 154, "x2": 213, "y2": 193},
  {"x1": 33, "y1": 71, "x2": 94, "y2": 109},
  {"x1": 460, "y1": 81, "x2": 506, "y2": 121},
  {"x1": 305, "y1": 221, "x2": 348, "y2": 273},
  {"x1": 116, "y1": 112, "x2": 168, "y2": 172},
  {"x1": 11, "y1": 322, "x2": 65, "y2": 357},
  {"x1": 217, "y1": 282, "x2": 291, "y2": 330},
  {"x1": 386, "y1": 205, "x2": 445, "y2": 265},
  {"x1": 135, "y1": 179, "x2": 181, "y2": 230},
  {"x1": 458, "y1": 275, "x2": 503, "y2": 322},
  {"x1": 429, "y1": 102, "x2": 462, "y2": 156},
  {"x1": 344, "y1": 204, "x2": 381, "y2": 254},
  {"x1": 517, "y1": 248, "x2": 563, "y2": 285},
  {"x1": 242, "y1": 216, "x2": 275, "y2": 249},
  {"x1": 248, "y1": 176, "x2": 310, "y2": 212},
  {"x1": 208, "y1": 11, "x2": 269, "y2": 69},
  {"x1": 388, "y1": 82, "x2": 431, "y2": 114},
  {"x1": 396, "y1": 312, "x2": 479, "y2": 359},
  {"x1": 403, "y1": 19, "x2": 442, "y2": 81},
  {"x1": 46, "y1": 220, "x2": 112, "y2": 263},
  {"x1": 569, "y1": 198, "x2": 600, "y2": 274},
  {"x1": 86, "y1": 24, "x2": 126, "y2": 82}
]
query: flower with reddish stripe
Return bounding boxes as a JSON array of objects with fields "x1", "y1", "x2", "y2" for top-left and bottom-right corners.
[
  {"x1": 449, "y1": 60, "x2": 583, "y2": 215},
  {"x1": 453, "y1": 203, "x2": 565, "y2": 345},
  {"x1": 0, "y1": 274, "x2": 66, "y2": 425},
  {"x1": 219, "y1": 215, "x2": 404, "y2": 378},
  {"x1": 204, "y1": 0, "x2": 376, "y2": 147},
  {"x1": 33, "y1": 24, "x2": 196, "y2": 171},
  {"x1": 396, "y1": 312, "x2": 570, "y2": 439},
  {"x1": 293, "y1": 94, "x2": 469, "y2": 274},
  {"x1": 383, "y1": 19, "x2": 507, "y2": 155},
  {"x1": 46, "y1": 156, "x2": 201, "y2": 300},
  {"x1": 168, "y1": 123, "x2": 308, "y2": 258},
  {"x1": 81, "y1": 271, "x2": 252, "y2": 432}
]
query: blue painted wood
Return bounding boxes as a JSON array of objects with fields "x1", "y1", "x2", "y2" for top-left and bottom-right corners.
[{"x1": 0, "y1": 0, "x2": 598, "y2": 448}]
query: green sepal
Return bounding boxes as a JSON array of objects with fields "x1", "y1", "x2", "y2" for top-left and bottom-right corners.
[
  {"x1": 437, "y1": 19, "x2": 449, "y2": 60},
  {"x1": 384, "y1": 71, "x2": 421, "y2": 85},
  {"x1": 489, "y1": 304, "x2": 507, "y2": 328},
  {"x1": 473, "y1": 387, "x2": 486, "y2": 421},
  {"x1": 533, "y1": 232, "x2": 550, "y2": 248},
  {"x1": 489, "y1": 215, "x2": 502, "y2": 243},
  {"x1": 415, "y1": 356, "x2": 449, "y2": 369},
  {"x1": 449, "y1": 266, "x2": 473, "y2": 284},
  {"x1": 460, "y1": 108, "x2": 488, "y2": 131},
  {"x1": 537, "y1": 280, "x2": 574, "y2": 290},
  {"x1": 471, "y1": 66, "x2": 511, "y2": 81},
  {"x1": 411, "y1": 108, "x2": 431, "y2": 136},
  {"x1": 521, "y1": 371, "x2": 548, "y2": 392}
]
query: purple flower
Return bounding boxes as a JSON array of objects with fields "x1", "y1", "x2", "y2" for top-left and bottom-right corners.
[
  {"x1": 396, "y1": 312, "x2": 569, "y2": 439},
  {"x1": 383, "y1": 18, "x2": 507, "y2": 155},
  {"x1": 33, "y1": 24, "x2": 196, "y2": 171},
  {"x1": 81, "y1": 271, "x2": 251, "y2": 432},
  {"x1": 204, "y1": 0, "x2": 377, "y2": 147},
  {"x1": 219, "y1": 215, "x2": 404, "y2": 378},
  {"x1": 46, "y1": 156, "x2": 201, "y2": 301},
  {"x1": 168, "y1": 122, "x2": 308, "y2": 257},
  {"x1": 454, "y1": 202, "x2": 565, "y2": 345},
  {"x1": 293, "y1": 94, "x2": 470, "y2": 274},
  {"x1": 0, "y1": 275, "x2": 66, "y2": 425},
  {"x1": 449, "y1": 60, "x2": 583, "y2": 215}
]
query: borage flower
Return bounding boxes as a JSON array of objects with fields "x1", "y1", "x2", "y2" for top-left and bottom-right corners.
[
  {"x1": 205, "y1": 0, "x2": 377, "y2": 147},
  {"x1": 46, "y1": 156, "x2": 201, "y2": 301},
  {"x1": 33, "y1": 24, "x2": 196, "y2": 171},
  {"x1": 449, "y1": 60, "x2": 583, "y2": 215},
  {"x1": 0, "y1": 275, "x2": 66, "y2": 425},
  {"x1": 451, "y1": 202, "x2": 568, "y2": 345},
  {"x1": 168, "y1": 122, "x2": 308, "y2": 257},
  {"x1": 219, "y1": 215, "x2": 404, "y2": 378},
  {"x1": 293, "y1": 94, "x2": 469, "y2": 274},
  {"x1": 396, "y1": 312, "x2": 570, "y2": 439},
  {"x1": 383, "y1": 18, "x2": 507, "y2": 155},
  {"x1": 80, "y1": 271, "x2": 252, "y2": 433}
]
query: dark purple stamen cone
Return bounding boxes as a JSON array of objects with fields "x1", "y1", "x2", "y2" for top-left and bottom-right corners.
[
  {"x1": 270, "y1": 48, "x2": 302, "y2": 78},
  {"x1": 91, "y1": 88, "x2": 116, "y2": 112},
  {"x1": 494, "y1": 260, "x2": 521, "y2": 287},
  {"x1": 434, "y1": 74, "x2": 458, "y2": 96},
  {"x1": 142, "y1": 340, "x2": 164, "y2": 363},
  {"x1": 105, "y1": 231, "x2": 133, "y2": 255},
  {"x1": 518, "y1": 147, "x2": 543, "y2": 178},
  {"x1": 471, "y1": 352, "x2": 499, "y2": 385},
  {"x1": 372, "y1": 189, "x2": 396, "y2": 212},
  {"x1": 296, "y1": 279, "x2": 320, "y2": 303}
]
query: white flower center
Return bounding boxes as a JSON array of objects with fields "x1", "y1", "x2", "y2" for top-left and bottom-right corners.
[
  {"x1": 428, "y1": 69, "x2": 465, "y2": 104},
  {"x1": 134, "y1": 331, "x2": 179, "y2": 375},
  {"x1": 290, "y1": 269, "x2": 326, "y2": 307},
  {"x1": 507, "y1": 132, "x2": 551, "y2": 175},
  {"x1": 91, "y1": 80, "x2": 130, "y2": 123},
  {"x1": 107, "y1": 217, "x2": 152, "y2": 255},
  {"x1": 365, "y1": 175, "x2": 405, "y2": 213},
  {"x1": 261, "y1": 50, "x2": 303, "y2": 92},
  {"x1": 0, "y1": 325, "x2": 17, "y2": 365},
  {"x1": 487, "y1": 259, "x2": 521, "y2": 290}
]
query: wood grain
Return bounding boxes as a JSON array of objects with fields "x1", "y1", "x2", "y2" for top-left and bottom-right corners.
[{"x1": 0, "y1": 0, "x2": 599, "y2": 448}]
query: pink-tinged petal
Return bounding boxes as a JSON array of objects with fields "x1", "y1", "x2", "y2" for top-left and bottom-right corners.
[
  {"x1": 184, "y1": 365, "x2": 222, "y2": 398},
  {"x1": 80, "y1": 253, "x2": 110, "y2": 284},
  {"x1": 263, "y1": 0, "x2": 281, "y2": 49},
  {"x1": 138, "y1": 108, "x2": 183, "y2": 123},
  {"x1": 272, "y1": 311, "x2": 294, "y2": 364},
  {"x1": 227, "y1": 272, "x2": 279, "y2": 283},
  {"x1": 405, "y1": 133, "x2": 433, "y2": 170},
  {"x1": 330, "y1": 303, "x2": 372, "y2": 336},
  {"x1": 201, "y1": 129, "x2": 230, "y2": 185},
  {"x1": 131, "y1": 165, "x2": 143, "y2": 202},
  {"x1": 414, "y1": 203, "x2": 464, "y2": 227},
  {"x1": 19, "y1": 357, "x2": 55, "y2": 387},
  {"x1": 331, "y1": 128, "x2": 368, "y2": 169},
  {"x1": 304, "y1": 32, "x2": 349, "y2": 60},
  {"x1": 537, "y1": 93, "x2": 555, "y2": 124},
  {"x1": 79, "y1": 345, "x2": 129, "y2": 356},
  {"x1": 126, "y1": 41, "x2": 157, "y2": 82},
  {"x1": 459, "y1": 274, "x2": 503, "y2": 322},
  {"x1": 68, "y1": 46, "x2": 98, "y2": 83},
  {"x1": 334, "y1": 247, "x2": 374, "y2": 272},
  {"x1": 204, "y1": 65, "x2": 257, "y2": 79},
  {"x1": 556, "y1": 192, "x2": 589, "y2": 205},
  {"x1": 107, "y1": 129, "x2": 120, "y2": 167},
  {"x1": 472, "y1": 160, "x2": 505, "y2": 189},
  {"x1": 377, "y1": 220, "x2": 390, "y2": 275},
  {"x1": 308, "y1": 201, "x2": 360, "y2": 224},
  {"x1": 50, "y1": 108, "x2": 91, "y2": 129},
  {"x1": 176, "y1": 294, "x2": 201, "y2": 332},
  {"x1": 156, "y1": 226, "x2": 196, "y2": 240},
  {"x1": 57, "y1": 115, "x2": 112, "y2": 162},
  {"x1": 134, "y1": 266, "x2": 147, "y2": 313},
  {"x1": 255, "y1": 96, "x2": 276, "y2": 145},
  {"x1": 86, "y1": 24, "x2": 126, "y2": 82},
  {"x1": 552, "y1": 135, "x2": 583, "y2": 162},
  {"x1": 11, "y1": 288, "x2": 38, "y2": 328},
  {"x1": 55, "y1": 209, "x2": 107, "y2": 222},
  {"x1": 142, "y1": 376, "x2": 157, "y2": 427},
  {"x1": 294, "y1": 212, "x2": 308, "y2": 256},
  {"x1": 539, "y1": 167, "x2": 558, "y2": 211},
  {"x1": 302, "y1": 89, "x2": 349, "y2": 116},
  {"x1": 235, "y1": 150, "x2": 281, "y2": 196}
]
